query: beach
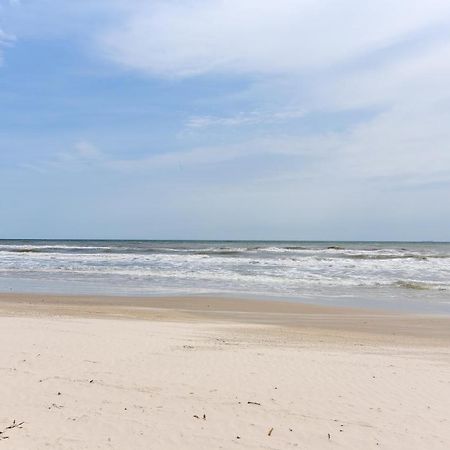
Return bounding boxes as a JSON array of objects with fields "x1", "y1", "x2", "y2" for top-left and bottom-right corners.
[
  {"x1": 0, "y1": 294, "x2": 449, "y2": 449},
  {"x1": 4, "y1": 0, "x2": 450, "y2": 447}
]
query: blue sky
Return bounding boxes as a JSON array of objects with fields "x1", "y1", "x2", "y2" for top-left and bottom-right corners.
[{"x1": 1, "y1": 0, "x2": 450, "y2": 240}]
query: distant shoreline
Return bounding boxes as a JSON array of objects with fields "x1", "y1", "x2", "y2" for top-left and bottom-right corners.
[{"x1": 1, "y1": 238, "x2": 450, "y2": 243}]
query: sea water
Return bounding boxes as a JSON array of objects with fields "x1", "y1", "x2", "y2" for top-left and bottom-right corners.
[{"x1": 0, "y1": 240, "x2": 449, "y2": 313}]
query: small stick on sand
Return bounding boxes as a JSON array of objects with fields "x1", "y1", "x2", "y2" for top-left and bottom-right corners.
[
  {"x1": 0, "y1": 420, "x2": 25, "y2": 440},
  {"x1": 5, "y1": 420, "x2": 24, "y2": 430}
]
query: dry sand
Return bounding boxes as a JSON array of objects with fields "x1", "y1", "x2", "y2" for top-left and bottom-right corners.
[{"x1": 0, "y1": 293, "x2": 449, "y2": 449}]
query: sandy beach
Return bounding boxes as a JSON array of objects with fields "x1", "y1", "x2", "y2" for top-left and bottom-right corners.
[
  {"x1": 4, "y1": 0, "x2": 450, "y2": 447},
  {"x1": 0, "y1": 294, "x2": 449, "y2": 449}
]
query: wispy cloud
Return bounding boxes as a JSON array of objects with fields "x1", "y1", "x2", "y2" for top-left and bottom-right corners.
[
  {"x1": 98, "y1": 0, "x2": 450, "y2": 77},
  {"x1": 20, "y1": 132, "x2": 338, "y2": 177},
  {"x1": 185, "y1": 108, "x2": 305, "y2": 129},
  {"x1": 0, "y1": 27, "x2": 15, "y2": 64},
  {"x1": 23, "y1": 141, "x2": 106, "y2": 173},
  {"x1": 94, "y1": 0, "x2": 450, "y2": 189}
]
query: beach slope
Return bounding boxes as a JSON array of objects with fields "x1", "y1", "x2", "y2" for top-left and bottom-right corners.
[{"x1": 0, "y1": 294, "x2": 449, "y2": 449}]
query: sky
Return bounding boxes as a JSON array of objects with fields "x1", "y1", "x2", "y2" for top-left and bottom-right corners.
[{"x1": 1, "y1": 0, "x2": 450, "y2": 240}]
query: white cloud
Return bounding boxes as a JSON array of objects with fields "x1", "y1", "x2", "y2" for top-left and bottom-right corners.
[
  {"x1": 73, "y1": 141, "x2": 105, "y2": 160},
  {"x1": 92, "y1": 1, "x2": 450, "y2": 186},
  {"x1": 28, "y1": 132, "x2": 338, "y2": 176},
  {"x1": 185, "y1": 107, "x2": 305, "y2": 129},
  {"x1": 99, "y1": 0, "x2": 450, "y2": 77},
  {"x1": 32, "y1": 141, "x2": 106, "y2": 172},
  {"x1": 0, "y1": 27, "x2": 15, "y2": 64}
]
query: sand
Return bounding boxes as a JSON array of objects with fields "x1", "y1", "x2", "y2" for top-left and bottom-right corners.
[{"x1": 0, "y1": 294, "x2": 449, "y2": 449}]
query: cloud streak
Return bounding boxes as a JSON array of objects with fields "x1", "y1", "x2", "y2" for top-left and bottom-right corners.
[
  {"x1": 185, "y1": 108, "x2": 306, "y2": 129},
  {"x1": 99, "y1": 0, "x2": 450, "y2": 77},
  {"x1": 0, "y1": 27, "x2": 14, "y2": 64}
]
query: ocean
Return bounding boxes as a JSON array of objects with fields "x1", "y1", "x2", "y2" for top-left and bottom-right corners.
[{"x1": 0, "y1": 240, "x2": 449, "y2": 313}]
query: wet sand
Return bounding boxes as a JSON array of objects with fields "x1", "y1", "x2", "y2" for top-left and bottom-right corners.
[{"x1": 1, "y1": 292, "x2": 449, "y2": 344}]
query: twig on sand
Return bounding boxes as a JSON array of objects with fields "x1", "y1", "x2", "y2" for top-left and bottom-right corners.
[
  {"x1": 247, "y1": 401, "x2": 261, "y2": 406},
  {"x1": 5, "y1": 420, "x2": 24, "y2": 431},
  {"x1": 0, "y1": 420, "x2": 25, "y2": 440},
  {"x1": 48, "y1": 403, "x2": 64, "y2": 410},
  {"x1": 268, "y1": 427, "x2": 274, "y2": 436}
]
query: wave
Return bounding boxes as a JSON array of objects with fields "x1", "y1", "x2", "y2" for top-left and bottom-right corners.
[
  {"x1": 192, "y1": 250, "x2": 244, "y2": 256},
  {"x1": 0, "y1": 244, "x2": 112, "y2": 252},
  {"x1": 393, "y1": 280, "x2": 447, "y2": 291},
  {"x1": 340, "y1": 253, "x2": 430, "y2": 260},
  {"x1": 1, "y1": 241, "x2": 449, "y2": 259}
]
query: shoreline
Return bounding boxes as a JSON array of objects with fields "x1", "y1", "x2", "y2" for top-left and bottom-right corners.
[{"x1": 1, "y1": 292, "x2": 450, "y2": 345}]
